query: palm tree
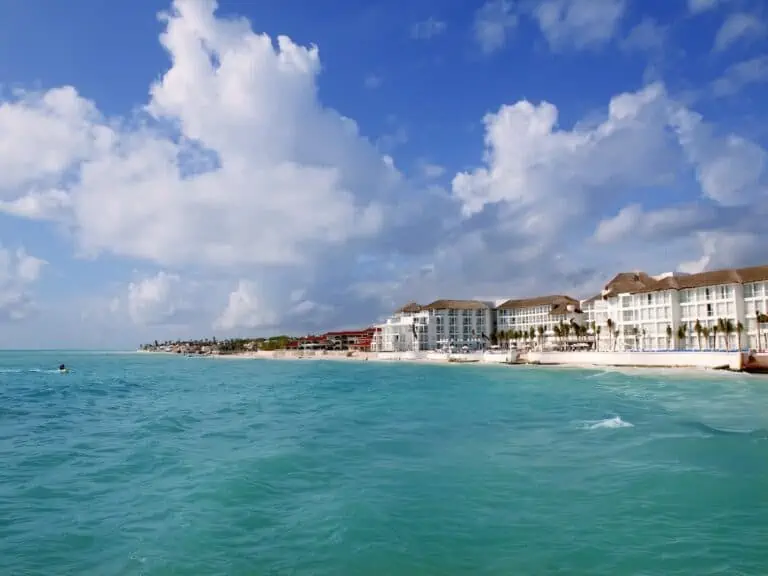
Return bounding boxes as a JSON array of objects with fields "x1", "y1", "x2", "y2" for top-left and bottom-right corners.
[
  {"x1": 631, "y1": 326, "x2": 639, "y2": 350},
  {"x1": 724, "y1": 318, "x2": 734, "y2": 351},
  {"x1": 537, "y1": 325, "x2": 545, "y2": 349},
  {"x1": 702, "y1": 326, "x2": 710, "y2": 350},
  {"x1": 737, "y1": 321, "x2": 744, "y2": 351},
  {"x1": 665, "y1": 325, "x2": 672, "y2": 350},
  {"x1": 606, "y1": 319, "x2": 614, "y2": 351},
  {"x1": 613, "y1": 329, "x2": 620, "y2": 351},
  {"x1": 717, "y1": 318, "x2": 726, "y2": 348},
  {"x1": 694, "y1": 319, "x2": 702, "y2": 351},
  {"x1": 757, "y1": 311, "x2": 768, "y2": 352},
  {"x1": 676, "y1": 324, "x2": 687, "y2": 351},
  {"x1": 712, "y1": 324, "x2": 719, "y2": 350},
  {"x1": 641, "y1": 328, "x2": 647, "y2": 350},
  {"x1": 529, "y1": 327, "x2": 536, "y2": 347},
  {"x1": 595, "y1": 325, "x2": 602, "y2": 351}
]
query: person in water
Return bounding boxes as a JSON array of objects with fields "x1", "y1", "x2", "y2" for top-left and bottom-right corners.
[{"x1": 59, "y1": 364, "x2": 68, "y2": 373}]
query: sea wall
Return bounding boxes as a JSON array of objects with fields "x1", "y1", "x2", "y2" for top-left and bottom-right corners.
[
  {"x1": 523, "y1": 351, "x2": 744, "y2": 371},
  {"x1": 743, "y1": 352, "x2": 768, "y2": 373}
]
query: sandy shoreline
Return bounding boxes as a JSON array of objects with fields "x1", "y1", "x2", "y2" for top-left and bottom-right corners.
[{"x1": 136, "y1": 348, "x2": 767, "y2": 377}]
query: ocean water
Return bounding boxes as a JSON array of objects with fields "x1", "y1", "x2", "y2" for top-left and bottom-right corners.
[{"x1": 1, "y1": 352, "x2": 767, "y2": 575}]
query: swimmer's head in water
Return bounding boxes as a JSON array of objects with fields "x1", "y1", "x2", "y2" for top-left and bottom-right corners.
[{"x1": 59, "y1": 364, "x2": 66, "y2": 371}]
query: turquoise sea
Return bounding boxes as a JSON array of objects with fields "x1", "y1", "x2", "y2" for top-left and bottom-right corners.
[{"x1": 1, "y1": 352, "x2": 767, "y2": 575}]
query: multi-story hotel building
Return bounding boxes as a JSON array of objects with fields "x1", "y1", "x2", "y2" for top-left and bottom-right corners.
[
  {"x1": 372, "y1": 300, "x2": 495, "y2": 352},
  {"x1": 496, "y1": 295, "x2": 584, "y2": 345},
  {"x1": 582, "y1": 265, "x2": 768, "y2": 351},
  {"x1": 373, "y1": 264, "x2": 768, "y2": 353}
]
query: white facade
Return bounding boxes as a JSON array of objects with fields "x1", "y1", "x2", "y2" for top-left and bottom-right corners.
[
  {"x1": 373, "y1": 302, "x2": 495, "y2": 352},
  {"x1": 425, "y1": 306, "x2": 494, "y2": 351},
  {"x1": 371, "y1": 310, "x2": 428, "y2": 352},
  {"x1": 740, "y1": 280, "x2": 768, "y2": 349},
  {"x1": 582, "y1": 276, "x2": 768, "y2": 352},
  {"x1": 584, "y1": 290, "x2": 677, "y2": 351},
  {"x1": 496, "y1": 300, "x2": 585, "y2": 348}
]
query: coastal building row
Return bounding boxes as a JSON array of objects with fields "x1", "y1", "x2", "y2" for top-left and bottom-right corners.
[{"x1": 372, "y1": 264, "x2": 768, "y2": 353}]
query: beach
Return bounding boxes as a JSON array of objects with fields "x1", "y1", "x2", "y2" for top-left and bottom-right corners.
[{"x1": 154, "y1": 348, "x2": 768, "y2": 374}]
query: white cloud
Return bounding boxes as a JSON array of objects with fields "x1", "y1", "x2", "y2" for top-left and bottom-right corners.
[
  {"x1": 0, "y1": 87, "x2": 112, "y2": 193},
  {"x1": 621, "y1": 18, "x2": 666, "y2": 53},
  {"x1": 473, "y1": 0, "x2": 518, "y2": 54},
  {"x1": 213, "y1": 279, "x2": 332, "y2": 332},
  {"x1": 364, "y1": 74, "x2": 383, "y2": 89},
  {"x1": 688, "y1": 0, "x2": 722, "y2": 14},
  {"x1": 1, "y1": 0, "x2": 411, "y2": 271},
  {"x1": 712, "y1": 55, "x2": 768, "y2": 96},
  {"x1": 406, "y1": 80, "x2": 768, "y2": 306},
  {"x1": 0, "y1": 247, "x2": 46, "y2": 321},
  {"x1": 416, "y1": 160, "x2": 446, "y2": 179},
  {"x1": 451, "y1": 83, "x2": 675, "y2": 220},
  {"x1": 671, "y1": 107, "x2": 768, "y2": 206},
  {"x1": 411, "y1": 17, "x2": 447, "y2": 40},
  {"x1": 592, "y1": 203, "x2": 718, "y2": 244},
  {"x1": 2, "y1": 0, "x2": 768, "y2": 344},
  {"x1": 713, "y1": 13, "x2": 765, "y2": 52},
  {"x1": 124, "y1": 271, "x2": 192, "y2": 325},
  {"x1": 214, "y1": 280, "x2": 280, "y2": 331},
  {"x1": 532, "y1": 0, "x2": 626, "y2": 50}
]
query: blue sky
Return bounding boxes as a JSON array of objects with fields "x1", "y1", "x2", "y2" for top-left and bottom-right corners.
[{"x1": 0, "y1": 0, "x2": 767, "y2": 348}]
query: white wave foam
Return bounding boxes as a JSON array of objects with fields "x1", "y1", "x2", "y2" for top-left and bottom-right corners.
[
  {"x1": 0, "y1": 368, "x2": 61, "y2": 374},
  {"x1": 586, "y1": 416, "x2": 634, "y2": 429}
]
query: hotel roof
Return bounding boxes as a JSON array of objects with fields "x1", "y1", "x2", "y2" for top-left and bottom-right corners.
[
  {"x1": 497, "y1": 294, "x2": 581, "y2": 315},
  {"x1": 421, "y1": 299, "x2": 493, "y2": 310},
  {"x1": 395, "y1": 302, "x2": 423, "y2": 313},
  {"x1": 597, "y1": 264, "x2": 768, "y2": 296}
]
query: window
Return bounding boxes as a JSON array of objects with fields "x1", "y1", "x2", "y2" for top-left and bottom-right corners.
[
  {"x1": 621, "y1": 296, "x2": 630, "y2": 308},
  {"x1": 744, "y1": 283, "x2": 754, "y2": 298},
  {"x1": 705, "y1": 288, "x2": 710, "y2": 300},
  {"x1": 679, "y1": 290, "x2": 689, "y2": 304},
  {"x1": 707, "y1": 303, "x2": 713, "y2": 317},
  {"x1": 647, "y1": 294, "x2": 652, "y2": 305}
]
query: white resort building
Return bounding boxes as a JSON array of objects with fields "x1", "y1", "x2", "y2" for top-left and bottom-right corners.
[
  {"x1": 371, "y1": 300, "x2": 495, "y2": 352},
  {"x1": 373, "y1": 264, "x2": 768, "y2": 354},
  {"x1": 581, "y1": 265, "x2": 768, "y2": 351},
  {"x1": 495, "y1": 296, "x2": 584, "y2": 348}
]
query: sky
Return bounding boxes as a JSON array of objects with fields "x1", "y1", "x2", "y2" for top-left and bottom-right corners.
[{"x1": 0, "y1": 0, "x2": 767, "y2": 348}]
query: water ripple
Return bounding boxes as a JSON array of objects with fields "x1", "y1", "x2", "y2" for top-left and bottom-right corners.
[{"x1": 1, "y1": 352, "x2": 767, "y2": 575}]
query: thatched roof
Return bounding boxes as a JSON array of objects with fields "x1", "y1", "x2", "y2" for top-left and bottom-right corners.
[
  {"x1": 601, "y1": 271, "x2": 659, "y2": 297},
  {"x1": 422, "y1": 299, "x2": 493, "y2": 311},
  {"x1": 603, "y1": 264, "x2": 768, "y2": 296},
  {"x1": 497, "y1": 294, "x2": 579, "y2": 311},
  {"x1": 395, "y1": 302, "x2": 423, "y2": 314}
]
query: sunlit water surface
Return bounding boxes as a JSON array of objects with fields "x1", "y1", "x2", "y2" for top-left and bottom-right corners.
[{"x1": 1, "y1": 352, "x2": 767, "y2": 575}]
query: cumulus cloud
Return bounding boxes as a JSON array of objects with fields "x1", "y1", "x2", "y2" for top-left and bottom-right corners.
[
  {"x1": 123, "y1": 271, "x2": 194, "y2": 326},
  {"x1": 0, "y1": 247, "x2": 46, "y2": 321},
  {"x1": 473, "y1": 0, "x2": 518, "y2": 54},
  {"x1": 532, "y1": 0, "x2": 626, "y2": 50},
  {"x1": 213, "y1": 279, "x2": 332, "y2": 332},
  {"x1": 1, "y1": 0, "x2": 768, "y2": 344},
  {"x1": 688, "y1": 0, "x2": 722, "y2": 14},
  {"x1": 389, "y1": 80, "x2": 768, "y2": 308},
  {"x1": 1, "y1": 0, "x2": 419, "y2": 271}
]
